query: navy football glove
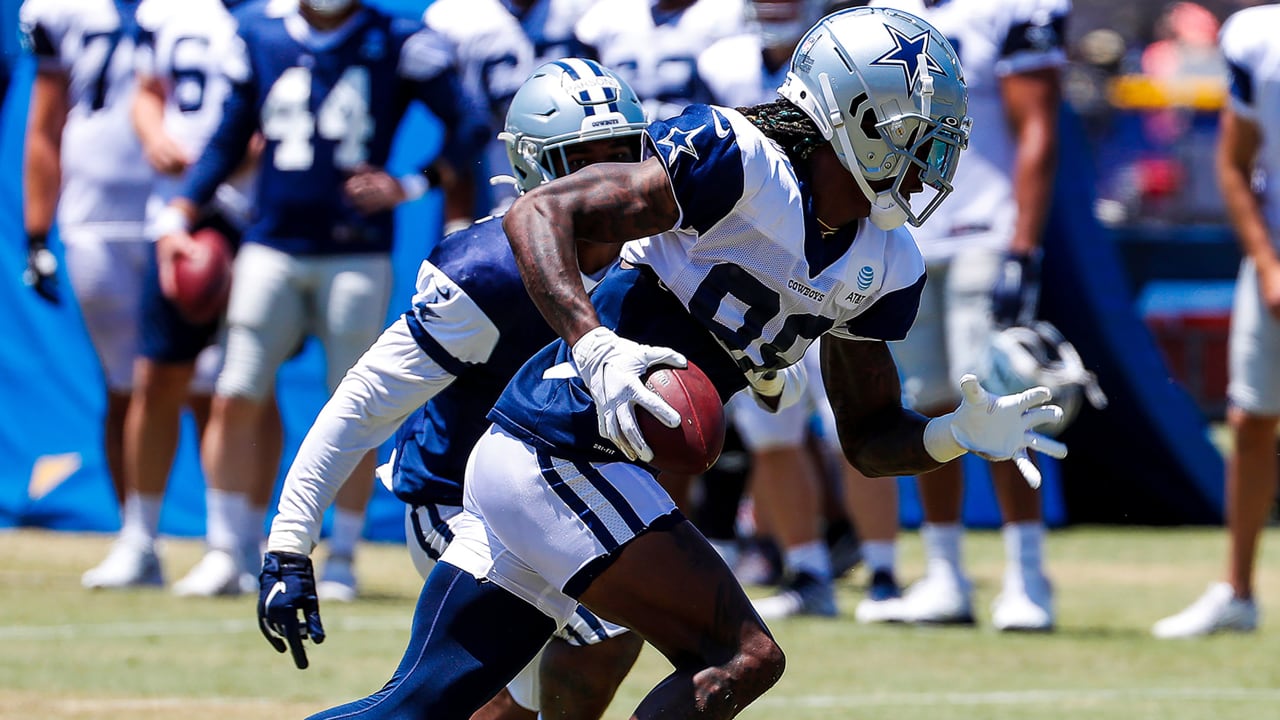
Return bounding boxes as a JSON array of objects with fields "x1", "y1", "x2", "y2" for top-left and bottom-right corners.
[
  {"x1": 991, "y1": 250, "x2": 1041, "y2": 329},
  {"x1": 23, "y1": 232, "x2": 59, "y2": 304},
  {"x1": 258, "y1": 551, "x2": 325, "y2": 670}
]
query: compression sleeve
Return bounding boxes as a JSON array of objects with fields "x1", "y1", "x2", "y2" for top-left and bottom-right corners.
[{"x1": 267, "y1": 317, "x2": 458, "y2": 555}]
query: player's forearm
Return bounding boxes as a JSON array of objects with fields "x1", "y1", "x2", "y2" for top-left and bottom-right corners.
[
  {"x1": 1221, "y1": 160, "x2": 1275, "y2": 269},
  {"x1": 132, "y1": 77, "x2": 169, "y2": 152},
  {"x1": 23, "y1": 130, "x2": 60, "y2": 235},
  {"x1": 1009, "y1": 112, "x2": 1057, "y2": 255},
  {"x1": 268, "y1": 320, "x2": 455, "y2": 554}
]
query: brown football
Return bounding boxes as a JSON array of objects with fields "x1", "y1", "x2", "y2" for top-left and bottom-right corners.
[
  {"x1": 171, "y1": 227, "x2": 233, "y2": 325},
  {"x1": 636, "y1": 361, "x2": 726, "y2": 475}
]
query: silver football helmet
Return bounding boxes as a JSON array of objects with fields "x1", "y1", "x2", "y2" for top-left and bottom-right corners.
[
  {"x1": 499, "y1": 58, "x2": 648, "y2": 194},
  {"x1": 778, "y1": 7, "x2": 970, "y2": 230},
  {"x1": 979, "y1": 321, "x2": 1109, "y2": 436},
  {"x1": 747, "y1": 0, "x2": 828, "y2": 51}
]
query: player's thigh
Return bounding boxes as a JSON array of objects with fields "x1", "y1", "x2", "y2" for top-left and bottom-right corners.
[
  {"x1": 1228, "y1": 258, "x2": 1280, "y2": 415},
  {"x1": 889, "y1": 259, "x2": 953, "y2": 411},
  {"x1": 216, "y1": 243, "x2": 306, "y2": 400},
  {"x1": 62, "y1": 231, "x2": 150, "y2": 391},
  {"x1": 944, "y1": 247, "x2": 1003, "y2": 381},
  {"x1": 314, "y1": 253, "x2": 393, "y2": 391},
  {"x1": 727, "y1": 391, "x2": 808, "y2": 452},
  {"x1": 459, "y1": 425, "x2": 674, "y2": 627}
]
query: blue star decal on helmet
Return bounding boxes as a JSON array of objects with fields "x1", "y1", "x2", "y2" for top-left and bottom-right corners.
[
  {"x1": 870, "y1": 25, "x2": 946, "y2": 94},
  {"x1": 655, "y1": 124, "x2": 703, "y2": 166}
]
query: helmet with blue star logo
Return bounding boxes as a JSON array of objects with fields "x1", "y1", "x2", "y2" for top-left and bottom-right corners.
[
  {"x1": 778, "y1": 6, "x2": 970, "y2": 230},
  {"x1": 500, "y1": 58, "x2": 649, "y2": 194}
]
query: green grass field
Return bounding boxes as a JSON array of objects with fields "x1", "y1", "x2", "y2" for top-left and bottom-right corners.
[{"x1": 2, "y1": 526, "x2": 1279, "y2": 720}]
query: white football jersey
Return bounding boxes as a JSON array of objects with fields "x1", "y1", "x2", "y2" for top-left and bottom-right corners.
[
  {"x1": 623, "y1": 105, "x2": 927, "y2": 371},
  {"x1": 697, "y1": 32, "x2": 788, "y2": 109},
  {"x1": 1220, "y1": 4, "x2": 1280, "y2": 236},
  {"x1": 20, "y1": 0, "x2": 153, "y2": 233},
  {"x1": 575, "y1": 0, "x2": 745, "y2": 122},
  {"x1": 135, "y1": 0, "x2": 250, "y2": 226},
  {"x1": 425, "y1": 0, "x2": 598, "y2": 212},
  {"x1": 870, "y1": 0, "x2": 1070, "y2": 260}
]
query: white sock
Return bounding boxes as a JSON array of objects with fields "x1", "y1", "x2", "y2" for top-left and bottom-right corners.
[
  {"x1": 119, "y1": 493, "x2": 163, "y2": 549},
  {"x1": 328, "y1": 508, "x2": 364, "y2": 561},
  {"x1": 1002, "y1": 521, "x2": 1045, "y2": 588},
  {"x1": 862, "y1": 540, "x2": 897, "y2": 574},
  {"x1": 785, "y1": 540, "x2": 832, "y2": 582},
  {"x1": 921, "y1": 523, "x2": 964, "y2": 577},
  {"x1": 242, "y1": 505, "x2": 268, "y2": 572},
  {"x1": 206, "y1": 489, "x2": 248, "y2": 558}
]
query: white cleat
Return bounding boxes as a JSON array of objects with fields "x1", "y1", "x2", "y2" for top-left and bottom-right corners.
[
  {"x1": 992, "y1": 575, "x2": 1054, "y2": 632},
  {"x1": 81, "y1": 541, "x2": 164, "y2": 589},
  {"x1": 898, "y1": 565, "x2": 975, "y2": 625},
  {"x1": 172, "y1": 549, "x2": 252, "y2": 597},
  {"x1": 317, "y1": 555, "x2": 358, "y2": 603},
  {"x1": 1153, "y1": 582, "x2": 1259, "y2": 639},
  {"x1": 854, "y1": 569, "x2": 907, "y2": 624}
]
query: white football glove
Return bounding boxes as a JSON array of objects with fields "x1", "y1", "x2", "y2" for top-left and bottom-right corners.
[
  {"x1": 571, "y1": 326, "x2": 687, "y2": 462},
  {"x1": 745, "y1": 363, "x2": 808, "y2": 412},
  {"x1": 922, "y1": 374, "x2": 1068, "y2": 489}
]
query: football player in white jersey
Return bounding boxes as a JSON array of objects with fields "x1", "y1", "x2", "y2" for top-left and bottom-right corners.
[
  {"x1": 270, "y1": 10, "x2": 1065, "y2": 719},
  {"x1": 860, "y1": 0, "x2": 1071, "y2": 632},
  {"x1": 78, "y1": 0, "x2": 289, "y2": 591},
  {"x1": 575, "y1": 0, "x2": 745, "y2": 121},
  {"x1": 424, "y1": 0, "x2": 598, "y2": 216},
  {"x1": 20, "y1": 0, "x2": 154, "y2": 512},
  {"x1": 259, "y1": 58, "x2": 652, "y2": 720},
  {"x1": 1152, "y1": 2, "x2": 1280, "y2": 639},
  {"x1": 697, "y1": 0, "x2": 853, "y2": 620}
]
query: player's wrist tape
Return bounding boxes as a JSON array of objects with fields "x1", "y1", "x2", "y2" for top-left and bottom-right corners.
[
  {"x1": 398, "y1": 173, "x2": 430, "y2": 202},
  {"x1": 923, "y1": 414, "x2": 966, "y2": 463},
  {"x1": 153, "y1": 206, "x2": 192, "y2": 238},
  {"x1": 570, "y1": 326, "x2": 615, "y2": 372},
  {"x1": 265, "y1": 527, "x2": 315, "y2": 557}
]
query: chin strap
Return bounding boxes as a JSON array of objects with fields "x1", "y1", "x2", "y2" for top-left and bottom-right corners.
[{"x1": 816, "y1": 73, "x2": 906, "y2": 231}]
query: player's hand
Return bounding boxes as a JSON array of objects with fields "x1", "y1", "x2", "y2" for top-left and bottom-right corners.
[
  {"x1": 155, "y1": 230, "x2": 197, "y2": 301},
  {"x1": 344, "y1": 165, "x2": 406, "y2": 215},
  {"x1": 141, "y1": 133, "x2": 191, "y2": 176},
  {"x1": 258, "y1": 551, "x2": 325, "y2": 670},
  {"x1": 745, "y1": 363, "x2": 807, "y2": 413},
  {"x1": 925, "y1": 374, "x2": 1067, "y2": 489},
  {"x1": 571, "y1": 326, "x2": 687, "y2": 462},
  {"x1": 990, "y1": 250, "x2": 1041, "y2": 329},
  {"x1": 23, "y1": 232, "x2": 59, "y2": 304}
]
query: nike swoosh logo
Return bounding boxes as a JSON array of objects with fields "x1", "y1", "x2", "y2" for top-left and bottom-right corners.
[
  {"x1": 711, "y1": 109, "x2": 731, "y2": 138},
  {"x1": 266, "y1": 581, "x2": 287, "y2": 608}
]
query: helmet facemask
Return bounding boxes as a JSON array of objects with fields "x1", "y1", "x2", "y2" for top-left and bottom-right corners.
[
  {"x1": 499, "y1": 59, "x2": 649, "y2": 194},
  {"x1": 777, "y1": 7, "x2": 971, "y2": 230}
]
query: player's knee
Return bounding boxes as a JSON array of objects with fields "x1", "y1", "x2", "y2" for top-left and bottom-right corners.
[{"x1": 736, "y1": 630, "x2": 786, "y2": 693}]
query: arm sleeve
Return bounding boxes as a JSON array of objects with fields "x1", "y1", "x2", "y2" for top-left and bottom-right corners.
[
  {"x1": 177, "y1": 33, "x2": 256, "y2": 206},
  {"x1": 267, "y1": 317, "x2": 458, "y2": 555},
  {"x1": 19, "y1": 0, "x2": 66, "y2": 72},
  {"x1": 399, "y1": 27, "x2": 490, "y2": 170}
]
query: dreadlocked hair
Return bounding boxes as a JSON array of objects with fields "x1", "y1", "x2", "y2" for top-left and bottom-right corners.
[{"x1": 736, "y1": 99, "x2": 826, "y2": 162}]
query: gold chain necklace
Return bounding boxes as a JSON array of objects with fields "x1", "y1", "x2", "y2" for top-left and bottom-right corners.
[{"x1": 817, "y1": 217, "x2": 840, "y2": 237}]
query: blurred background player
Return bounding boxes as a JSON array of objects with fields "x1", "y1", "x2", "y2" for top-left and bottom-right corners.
[
  {"x1": 423, "y1": 0, "x2": 598, "y2": 216},
  {"x1": 696, "y1": 0, "x2": 849, "y2": 620},
  {"x1": 574, "y1": 0, "x2": 745, "y2": 122},
  {"x1": 856, "y1": 0, "x2": 1071, "y2": 631},
  {"x1": 20, "y1": 0, "x2": 154, "y2": 513},
  {"x1": 261, "y1": 58, "x2": 650, "y2": 719},
  {"x1": 1152, "y1": 0, "x2": 1279, "y2": 639},
  {"x1": 79, "y1": 0, "x2": 287, "y2": 590},
  {"x1": 155, "y1": 0, "x2": 488, "y2": 598}
]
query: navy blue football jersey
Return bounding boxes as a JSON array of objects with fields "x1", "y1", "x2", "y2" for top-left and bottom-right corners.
[{"x1": 181, "y1": 1, "x2": 488, "y2": 255}]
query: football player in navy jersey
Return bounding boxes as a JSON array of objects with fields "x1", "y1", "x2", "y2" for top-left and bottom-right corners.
[
  {"x1": 153, "y1": 0, "x2": 489, "y2": 599},
  {"x1": 260, "y1": 59, "x2": 651, "y2": 720},
  {"x1": 261, "y1": 9, "x2": 1067, "y2": 719}
]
